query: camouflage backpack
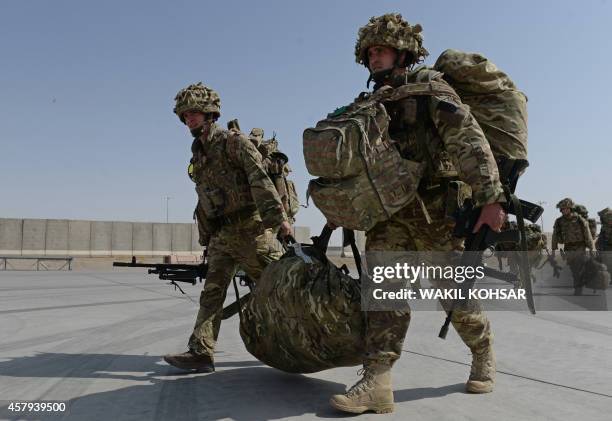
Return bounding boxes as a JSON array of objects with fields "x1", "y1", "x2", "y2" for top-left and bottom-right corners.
[
  {"x1": 433, "y1": 49, "x2": 528, "y2": 161},
  {"x1": 244, "y1": 126, "x2": 300, "y2": 223},
  {"x1": 239, "y1": 232, "x2": 364, "y2": 373},
  {"x1": 574, "y1": 204, "x2": 597, "y2": 238},
  {"x1": 303, "y1": 89, "x2": 425, "y2": 231}
]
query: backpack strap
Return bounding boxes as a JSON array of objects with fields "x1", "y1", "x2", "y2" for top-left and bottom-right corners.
[
  {"x1": 342, "y1": 229, "x2": 363, "y2": 278},
  {"x1": 382, "y1": 81, "x2": 461, "y2": 103}
]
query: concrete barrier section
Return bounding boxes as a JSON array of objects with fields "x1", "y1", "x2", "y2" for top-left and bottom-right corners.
[
  {"x1": 191, "y1": 224, "x2": 202, "y2": 252},
  {"x1": 68, "y1": 220, "x2": 92, "y2": 256},
  {"x1": 152, "y1": 223, "x2": 171, "y2": 256},
  {"x1": 91, "y1": 221, "x2": 112, "y2": 256},
  {"x1": 133, "y1": 223, "x2": 153, "y2": 256},
  {"x1": 0, "y1": 219, "x2": 22, "y2": 255},
  {"x1": 171, "y1": 223, "x2": 192, "y2": 252},
  {"x1": 112, "y1": 222, "x2": 133, "y2": 256},
  {"x1": 45, "y1": 219, "x2": 69, "y2": 255},
  {"x1": 21, "y1": 219, "x2": 46, "y2": 255}
]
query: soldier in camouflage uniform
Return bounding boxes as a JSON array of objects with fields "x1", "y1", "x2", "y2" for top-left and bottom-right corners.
[
  {"x1": 164, "y1": 83, "x2": 292, "y2": 372},
  {"x1": 596, "y1": 207, "x2": 612, "y2": 277},
  {"x1": 552, "y1": 198, "x2": 595, "y2": 295},
  {"x1": 496, "y1": 220, "x2": 546, "y2": 282},
  {"x1": 329, "y1": 14, "x2": 505, "y2": 414}
]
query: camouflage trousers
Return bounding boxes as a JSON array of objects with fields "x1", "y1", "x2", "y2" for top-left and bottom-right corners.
[
  {"x1": 365, "y1": 193, "x2": 492, "y2": 364},
  {"x1": 564, "y1": 244, "x2": 588, "y2": 290},
  {"x1": 602, "y1": 250, "x2": 612, "y2": 278},
  {"x1": 188, "y1": 217, "x2": 283, "y2": 358}
]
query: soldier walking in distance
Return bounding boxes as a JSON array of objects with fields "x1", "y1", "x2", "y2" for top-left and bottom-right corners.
[
  {"x1": 552, "y1": 198, "x2": 595, "y2": 295},
  {"x1": 596, "y1": 207, "x2": 612, "y2": 276}
]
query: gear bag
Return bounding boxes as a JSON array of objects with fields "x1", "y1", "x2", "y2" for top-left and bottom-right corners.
[
  {"x1": 581, "y1": 256, "x2": 611, "y2": 290},
  {"x1": 303, "y1": 93, "x2": 425, "y2": 231},
  {"x1": 433, "y1": 49, "x2": 528, "y2": 160},
  {"x1": 239, "y1": 227, "x2": 365, "y2": 373},
  {"x1": 256, "y1": 136, "x2": 300, "y2": 222}
]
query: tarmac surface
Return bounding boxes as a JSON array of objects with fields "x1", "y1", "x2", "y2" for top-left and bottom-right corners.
[{"x1": 0, "y1": 269, "x2": 611, "y2": 421}]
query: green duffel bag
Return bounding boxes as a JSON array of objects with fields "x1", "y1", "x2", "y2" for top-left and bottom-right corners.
[{"x1": 239, "y1": 229, "x2": 365, "y2": 373}]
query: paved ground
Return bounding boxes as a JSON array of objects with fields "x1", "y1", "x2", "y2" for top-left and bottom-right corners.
[{"x1": 0, "y1": 269, "x2": 610, "y2": 421}]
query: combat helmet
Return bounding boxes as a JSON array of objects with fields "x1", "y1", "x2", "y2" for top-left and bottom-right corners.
[
  {"x1": 174, "y1": 82, "x2": 221, "y2": 123},
  {"x1": 354, "y1": 13, "x2": 429, "y2": 67},
  {"x1": 249, "y1": 128, "x2": 265, "y2": 148},
  {"x1": 556, "y1": 198, "x2": 575, "y2": 209}
]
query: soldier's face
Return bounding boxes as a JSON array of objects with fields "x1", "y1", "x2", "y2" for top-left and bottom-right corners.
[
  {"x1": 561, "y1": 207, "x2": 571, "y2": 216},
  {"x1": 183, "y1": 110, "x2": 205, "y2": 130},
  {"x1": 367, "y1": 46, "x2": 397, "y2": 73}
]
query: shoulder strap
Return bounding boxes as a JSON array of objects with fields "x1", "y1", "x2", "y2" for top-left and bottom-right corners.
[
  {"x1": 382, "y1": 81, "x2": 461, "y2": 103},
  {"x1": 342, "y1": 229, "x2": 362, "y2": 278}
]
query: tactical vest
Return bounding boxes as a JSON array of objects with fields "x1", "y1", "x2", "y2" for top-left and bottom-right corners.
[
  {"x1": 383, "y1": 67, "x2": 462, "y2": 183},
  {"x1": 554, "y1": 214, "x2": 588, "y2": 245},
  {"x1": 190, "y1": 126, "x2": 255, "y2": 219}
]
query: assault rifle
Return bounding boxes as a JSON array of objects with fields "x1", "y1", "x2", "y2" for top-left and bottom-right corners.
[
  {"x1": 113, "y1": 256, "x2": 209, "y2": 292},
  {"x1": 537, "y1": 248, "x2": 563, "y2": 278},
  {"x1": 113, "y1": 256, "x2": 252, "y2": 319},
  {"x1": 439, "y1": 158, "x2": 544, "y2": 339}
]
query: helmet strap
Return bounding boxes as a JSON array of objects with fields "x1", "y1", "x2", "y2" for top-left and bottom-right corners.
[{"x1": 367, "y1": 68, "x2": 394, "y2": 89}]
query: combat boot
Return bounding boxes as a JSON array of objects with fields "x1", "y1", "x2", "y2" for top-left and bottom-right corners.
[
  {"x1": 163, "y1": 350, "x2": 215, "y2": 372},
  {"x1": 466, "y1": 346, "x2": 495, "y2": 393},
  {"x1": 329, "y1": 362, "x2": 394, "y2": 414}
]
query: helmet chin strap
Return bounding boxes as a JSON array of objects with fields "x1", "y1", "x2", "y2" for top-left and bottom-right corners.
[
  {"x1": 367, "y1": 67, "x2": 394, "y2": 88},
  {"x1": 190, "y1": 126, "x2": 204, "y2": 138},
  {"x1": 190, "y1": 116, "x2": 216, "y2": 139}
]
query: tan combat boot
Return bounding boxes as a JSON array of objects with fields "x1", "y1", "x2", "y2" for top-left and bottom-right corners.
[
  {"x1": 329, "y1": 362, "x2": 394, "y2": 414},
  {"x1": 163, "y1": 350, "x2": 215, "y2": 372},
  {"x1": 466, "y1": 346, "x2": 495, "y2": 393}
]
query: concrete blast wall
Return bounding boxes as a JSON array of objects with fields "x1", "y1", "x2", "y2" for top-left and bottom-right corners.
[
  {"x1": 0, "y1": 218, "x2": 201, "y2": 257},
  {"x1": 0, "y1": 218, "x2": 313, "y2": 256}
]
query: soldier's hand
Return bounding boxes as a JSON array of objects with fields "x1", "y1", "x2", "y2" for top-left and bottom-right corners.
[
  {"x1": 473, "y1": 203, "x2": 506, "y2": 233},
  {"x1": 278, "y1": 221, "x2": 293, "y2": 239}
]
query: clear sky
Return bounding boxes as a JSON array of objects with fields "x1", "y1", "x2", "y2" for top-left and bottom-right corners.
[{"x1": 1, "y1": 0, "x2": 610, "y2": 235}]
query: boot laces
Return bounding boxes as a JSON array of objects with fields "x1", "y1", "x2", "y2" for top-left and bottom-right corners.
[
  {"x1": 345, "y1": 367, "x2": 375, "y2": 397},
  {"x1": 470, "y1": 350, "x2": 493, "y2": 378}
]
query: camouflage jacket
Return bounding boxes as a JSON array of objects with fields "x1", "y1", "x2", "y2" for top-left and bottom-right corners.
[
  {"x1": 190, "y1": 123, "x2": 286, "y2": 245},
  {"x1": 598, "y1": 227, "x2": 611, "y2": 250},
  {"x1": 552, "y1": 213, "x2": 594, "y2": 250},
  {"x1": 379, "y1": 67, "x2": 505, "y2": 207},
  {"x1": 597, "y1": 217, "x2": 612, "y2": 251}
]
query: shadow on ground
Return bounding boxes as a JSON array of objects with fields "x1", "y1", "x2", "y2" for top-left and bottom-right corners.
[{"x1": 0, "y1": 352, "x2": 467, "y2": 420}]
